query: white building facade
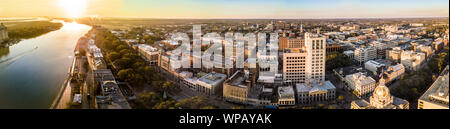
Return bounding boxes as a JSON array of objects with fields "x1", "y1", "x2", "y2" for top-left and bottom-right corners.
[
  {"x1": 401, "y1": 50, "x2": 426, "y2": 71},
  {"x1": 282, "y1": 33, "x2": 326, "y2": 84},
  {"x1": 345, "y1": 72, "x2": 376, "y2": 97},
  {"x1": 296, "y1": 80, "x2": 336, "y2": 105},
  {"x1": 354, "y1": 46, "x2": 377, "y2": 65}
]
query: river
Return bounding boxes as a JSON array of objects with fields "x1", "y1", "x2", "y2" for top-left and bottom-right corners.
[{"x1": 0, "y1": 21, "x2": 91, "y2": 109}]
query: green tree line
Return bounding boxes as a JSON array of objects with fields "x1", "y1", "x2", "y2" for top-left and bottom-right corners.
[{"x1": 6, "y1": 21, "x2": 63, "y2": 40}]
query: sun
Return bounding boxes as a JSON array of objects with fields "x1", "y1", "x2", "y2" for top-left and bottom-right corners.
[{"x1": 59, "y1": 0, "x2": 87, "y2": 18}]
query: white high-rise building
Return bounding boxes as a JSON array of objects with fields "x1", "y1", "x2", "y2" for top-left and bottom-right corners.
[
  {"x1": 305, "y1": 33, "x2": 326, "y2": 82},
  {"x1": 282, "y1": 33, "x2": 326, "y2": 84}
]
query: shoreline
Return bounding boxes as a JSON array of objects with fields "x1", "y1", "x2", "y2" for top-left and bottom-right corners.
[
  {"x1": 49, "y1": 22, "x2": 91, "y2": 109},
  {"x1": 50, "y1": 56, "x2": 76, "y2": 109}
]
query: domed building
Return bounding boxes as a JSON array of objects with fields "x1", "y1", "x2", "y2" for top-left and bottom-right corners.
[{"x1": 351, "y1": 77, "x2": 409, "y2": 109}]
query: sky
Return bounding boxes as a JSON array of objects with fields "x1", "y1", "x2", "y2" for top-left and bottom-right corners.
[{"x1": 0, "y1": 0, "x2": 448, "y2": 19}]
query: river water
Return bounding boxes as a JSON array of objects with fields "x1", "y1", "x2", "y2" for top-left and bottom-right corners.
[{"x1": 0, "y1": 22, "x2": 91, "y2": 109}]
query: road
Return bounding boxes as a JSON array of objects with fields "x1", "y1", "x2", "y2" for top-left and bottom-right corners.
[{"x1": 326, "y1": 72, "x2": 359, "y2": 109}]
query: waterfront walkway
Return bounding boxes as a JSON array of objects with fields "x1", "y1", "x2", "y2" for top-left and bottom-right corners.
[{"x1": 50, "y1": 57, "x2": 76, "y2": 109}]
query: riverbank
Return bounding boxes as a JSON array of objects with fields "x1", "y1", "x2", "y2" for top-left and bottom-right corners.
[
  {"x1": 3, "y1": 21, "x2": 63, "y2": 41},
  {"x1": 50, "y1": 57, "x2": 76, "y2": 109},
  {"x1": 0, "y1": 21, "x2": 92, "y2": 109}
]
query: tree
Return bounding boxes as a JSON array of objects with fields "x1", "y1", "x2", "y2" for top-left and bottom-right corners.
[
  {"x1": 106, "y1": 52, "x2": 121, "y2": 62},
  {"x1": 200, "y1": 106, "x2": 215, "y2": 109},
  {"x1": 117, "y1": 68, "x2": 134, "y2": 81},
  {"x1": 115, "y1": 45, "x2": 128, "y2": 51},
  {"x1": 119, "y1": 49, "x2": 133, "y2": 55},
  {"x1": 135, "y1": 92, "x2": 162, "y2": 108},
  {"x1": 163, "y1": 81, "x2": 178, "y2": 93},
  {"x1": 326, "y1": 52, "x2": 354, "y2": 71},
  {"x1": 232, "y1": 107, "x2": 244, "y2": 109},
  {"x1": 104, "y1": 39, "x2": 120, "y2": 50},
  {"x1": 153, "y1": 100, "x2": 178, "y2": 109},
  {"x1": 115, "y1": 57, "x2": 133, "y2": 69},
  {"x1": 176, "y1": 96, "x2": 210, "y2": 109}
]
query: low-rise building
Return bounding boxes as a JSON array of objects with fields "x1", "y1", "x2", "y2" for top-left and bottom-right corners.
[
  {"x1": 351, "y1": 78, "x2": 409, "y2": 109},
  {"x1": 177, "y1": 71, "x2": 199, "y2": 90},
  {"x1": 95, "y1": 81, "x2": 132, "y2": 109},
  {"x1": 364, "y1": 60, "x2": 385, "y2": 75},
  {"x1": 415, "y1": 45, "x2": 434, "y2": 57},
  {"x1": 295, "y1": 80, "x2": 336, "y2": 105},
  {"x1": 93, "y1": 69, "x2": 115, "y2": 83},
  {"x1": 223, "y1": 71, "x2": 250, "y2": 104},
  {"x1": 222, "y1": 70, "x2": 276, "y2": 106},
  {"x1": 343, "y1": 50, "x2": 354, "y2": 59},
  {"x1": 386, "y1": 47, "x2": 402, "y2": 62},
  {"x1": 326, "y1": 43, "x2": 343, "y2": 53},
  {"x1": 370, "y1": 41, "x2": 398, "y2": 59},
  {"x1": 383, "y1": 25, "x2": 398, "y2": 32},
  {"x1": 384, "y1": 63, "x2": 405, "y2": 84},
  {"x1": 277, "y1": 86, "x2": 296, "y2": 106},
  {"x1": 418, "y1": 66, "x2": 449, "y2": 109},
  {"x1": 354, "y1": 46, "x2": 377, "y2": 65},
  {"x1": 137, "y1": 44, "x2": 159, "y2": 65},
  {"x1": 196, "y1": 72, "x2": 227, "y2": 96},
  {"x1": 401, "y1": 50, "x2": 426, "y2": 71},
  {"x1": 158, "y1": 52, "x2": 171, "y2": 72},
  {"x1": 345, "y1": 72, "x2": 376, "y2": 97}
]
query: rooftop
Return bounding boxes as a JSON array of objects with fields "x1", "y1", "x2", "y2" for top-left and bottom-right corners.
[
  {"x1": 138, "y1": 44, "x2": 158, "y2": 52},
  {"x1": 97, "y1": 81, "x2": 131, "y2": 109},
  {"x1": 296, "y1": 80, "x2": 336, "y2": 93},
  {"x1": 346, "y1": 72, "x2": 376, "y2": 86},
  {"x1": 419, "y1": 65, "x2": 449, "y2": 108},
  {"x1": 197, "y1": 72, "x2": 227, "y2": 86},
  {"x1": 229, "y1": 73, "x2": 248, "y2": 88},
  {"x1": 278, "y1": 86, "x2": 294, "y2": 96}
]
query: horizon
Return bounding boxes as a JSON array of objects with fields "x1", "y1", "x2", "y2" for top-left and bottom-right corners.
[
  {"x1": 1, "y1": 16, "x2": 449, "y2": 20},
  {"x1": 0, "y1": 0, "x2": 448, "y2": 19}
]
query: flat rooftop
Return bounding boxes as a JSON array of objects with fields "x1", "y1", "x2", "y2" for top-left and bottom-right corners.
[
  {"x1": 419, "y1": 66, "x2": 449, "y2": 108},
  {"x1": 198, "y1": 72, "x2": 227, "y2": 86},
  {"x1": 97, "y1": 81, "x2": 131, "y2": 109}
]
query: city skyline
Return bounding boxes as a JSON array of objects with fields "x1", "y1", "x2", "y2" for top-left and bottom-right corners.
[{"x1": 0, "y1": 0, "x2": 449, "y2": 19}]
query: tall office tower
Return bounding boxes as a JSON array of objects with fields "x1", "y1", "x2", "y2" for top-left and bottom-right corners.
[
  {"x1": 304, "y1": 32, "x2": 326, "y2": 82},
  {"x1": 283, "y1": 48, "x2": 308, "y2": 84},
  {"x1": 300, "y1": 24, "x2": 303, "y2": 33},
  {"x1": 282, "y1": 33, "x2": 326, "y2": 84}
]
